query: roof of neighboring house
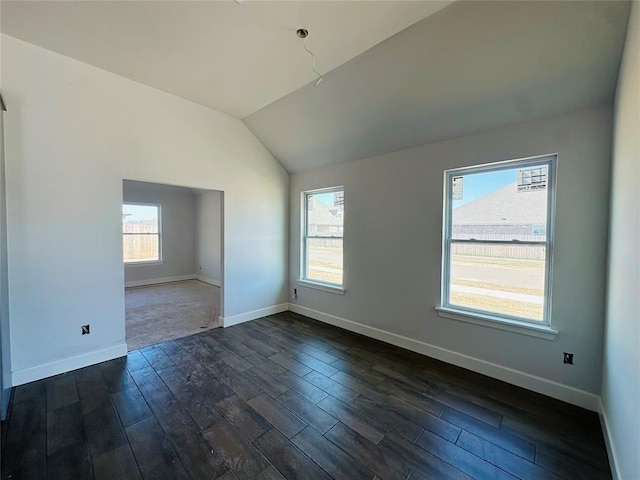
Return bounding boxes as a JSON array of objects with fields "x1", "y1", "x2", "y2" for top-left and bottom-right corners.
[
  {"x1": 453, "y1": 182, "x2": 547, "y2": 225},
  {"x1": 308, "y1": 197, "x2": 343, "y2": 227}
]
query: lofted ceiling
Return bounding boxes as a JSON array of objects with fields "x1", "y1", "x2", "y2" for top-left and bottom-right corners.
[
  {"x1": 1, "y1": 1, "x2": 631, "y2": 174},
  {"x1": 0, "y1": 0, "x2": 450, "y2": 119},
  {"x1": 245, "y1": 1, "x2": 631, "y2": 172}
]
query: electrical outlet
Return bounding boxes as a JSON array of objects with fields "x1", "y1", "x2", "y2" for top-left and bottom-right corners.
[
  {"x1": 563, "y1": 352, "x2": 573, "y2": 364},
  {"x1": 293, "y1": 288, "x2": 298, "y2": 299},
  {"x1": 82, "y1": 324, "x2": 90, "y2": 335}
]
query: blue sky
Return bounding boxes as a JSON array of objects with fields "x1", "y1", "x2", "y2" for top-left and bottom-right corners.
[
  {"x1": 452, "y1": 169, "x2": 516, "y2": 208},
  {"x1": 122, "y1": 204, "x2": 158, "y2": 222},
  {"x1": 309, "y1": 169, "x2": 516, "y2": 210},
  {"x1": 312, "y1": 192, "x2": 338, "y2": 205}
]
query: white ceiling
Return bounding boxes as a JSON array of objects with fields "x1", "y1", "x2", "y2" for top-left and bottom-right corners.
[
  {"x1": 1, "y1": 0, "x2": 451, "y2": 119},
  {"x1": 245, "y1": 1, "x2": 631, "y2": 172}
]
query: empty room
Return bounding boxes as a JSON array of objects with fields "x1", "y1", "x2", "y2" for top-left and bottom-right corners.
[
  {"x1": 0, "y1": 1, "x2": 638, "y2": 480},
  {"x1": 123, "y1": 180, "x2": 223, "y2": 350}
]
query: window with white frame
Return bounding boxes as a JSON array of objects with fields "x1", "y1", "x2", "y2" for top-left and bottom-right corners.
[
  {"x1": 122, "y1": 203, "x2": 161, "y2": 263},
  {"x1": 440, "y1": 155, "x2": 556, "y2": 326},
  {"x1": 302, "y1": 187, "x2": 344, "y2": 286}
]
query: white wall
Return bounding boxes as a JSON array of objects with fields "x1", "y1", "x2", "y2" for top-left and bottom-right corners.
[
  {"x1": 290, "y1": 106, "x2": 612, "y2": 407},
  {"x1": 602, "y1": 3, "x2": 640, "y2": 478},
  {"x1": 0, "y1": 105, "x2": 11, "y2": 418},
  {"x1": 2, "y1": 35, "x2": 289, "y2": 385},
  {"x1": 123, "y1": 180, "x2": 196, "y2": 284},
  {"x1": 0, "y1": 31, "x2": 10, "y2": 418},
  {"x1": 195, "y1": 190, "x2": 223, "y2": 284}
]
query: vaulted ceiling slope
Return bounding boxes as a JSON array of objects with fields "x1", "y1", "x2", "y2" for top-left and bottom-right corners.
[
  {"x1": 244, "y1": 1, "x2": 631, "y2": 173},
  {"x1": 1, "y1": 1, "x2": 450, "y2": 119}
]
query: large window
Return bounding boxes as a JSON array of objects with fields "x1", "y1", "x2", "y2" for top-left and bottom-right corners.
[
  {"x1": 122, "y1": 203, "x2": 161, "y2": 263},
  {"x1": 440, "y1": 155, "x2": 556, "y2": 327},
  {"x1": 302, "y1": 187, "x2": 344, "y2": 287}
]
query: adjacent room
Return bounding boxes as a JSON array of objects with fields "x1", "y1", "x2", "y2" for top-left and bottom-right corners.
[
  {"x1": 0, "y1": 1, "x2": 637, "y2": 480},
  {"x1": 122, "y1": 180, "x2": 223, "y2": 350}
]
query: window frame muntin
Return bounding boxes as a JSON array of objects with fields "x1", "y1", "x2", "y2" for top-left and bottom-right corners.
[
  {"x1": 122, "y1": 202, "x2": 163, "y2": 265},
  {"x1": 441, "y1": 154, "x2": 557, "y2": 328},
  {"x1": 301, "y1": 186, "x2": 345, "y2": 288}
]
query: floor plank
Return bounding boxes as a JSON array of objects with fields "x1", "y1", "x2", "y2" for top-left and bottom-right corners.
[
  {"x1": 47, "y1": 402, "x2": 86, "y2": 456},
  {"x1": 46, "y1": 443, "x2": 93, "y2": 480},
  {"x1": 126, "y1": 417, "x2": 189, "y2": 479},
  {"x1": 442, "y1": 407, "x2": 534, "y2": 460},
  {"x1": 83, "y1": 403, "x2": 128, "y2": 456},
  {"x1": 246, "y1": 393, "x2": 306, "y2": 439},
  {"x1": 291, "y1": 426, "x2": 374, "y2": 480},
  {"x1": 111, "y1": 386, "x2": 153, "y2": 427},
  {"x1": 92, "y1": 444, "x2": 142, "y2": 480},
  {"x1": 456, "y1": 430, "x2": 564, "y2": 480},
  {"x1": 203, "y1": 420, "x2": 271, "y2": 480},
  {"x1": 416, "y1": 429, "x2": 517, "y2": 480},
  {"x1": 277, "y1": 371, "x2": 329, "y2": 404},
  {"x1": 129, "y1": 366, "x2": 193, "y2": 432},
  {"x1": 1, "y1": 313, "x2": 612, "y2": 480},
  {"x1": 383, "y1": 395, "x2": 460, "y2": 442},
  {"x1": 325, "y1": 422, "x2": 409, "y2": 480},
  {"x1": 378, "y1": 433, "x2": 474, "y2": 480},
  {"x1": 2, "y1": 397, "x2": 47, "y2": 480},
  {"x1": 351, "y1": 395, "x2": 424, "y2": 443},
  {"x1": 101, "y1": 360, "x2": 137, "y2": 394},
  {"x1": 317, "y1": 395, "x2": 385, "y2": 444},
  {"x1": 304, "y1": 370, "x2": 360, "y2": 403},
  {"x1": 46, "y1": 375, "x2": 79, "y2": 411},
  {"x1": 168, "y1": 423, "x2": 229, "y2": 479},
  {"x1": 217, "y1": 395, "x2": 272, "y2": 441},
  {"x1": 253, "y1": 428, "x2": 331, "y2": 480},
  {"x1": 276, "y1": 389, "x2": 338, "y2": 434},
  {"x1": 75, "y1": 365, "x2": 112, "y2": 415}
]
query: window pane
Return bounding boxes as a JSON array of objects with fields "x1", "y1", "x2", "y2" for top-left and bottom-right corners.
[
  {"x1": 123, "y1": 234, "x2": 159, "y2": 262},
  {"x1": 123, "y1": 204, "x2": 159, "y2": 234},
  {"x1": 448, "y1": 244, "x2": 545, "y2": 321},
  {"x1": 452, "y1": 166, "x2": 548, "y2": 241},
  {"x1": 307, "y1": 191, "x2": 343, "y2": 237},
  {"x1": 306, "y1": 238, "x2": 343, "y2": 285}
]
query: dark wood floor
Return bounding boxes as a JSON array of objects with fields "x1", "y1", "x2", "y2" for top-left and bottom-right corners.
[{"x1": 2, "y1": 312, "x2": 611, "y2": 480}]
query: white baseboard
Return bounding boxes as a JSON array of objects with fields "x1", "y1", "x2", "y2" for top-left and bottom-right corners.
[
  {"x1": 598, "y1": 398, "x2": 620, "y2": 480},
  {"x1": 222, "y1": 303, "x2": 289, "y2": 328},
  {"x1": 125, "y1": 274, "x2": 196, "y2": 288},
  {"x1": 11, "y1": 343, "x2": 128, "y2": 386},
  {"x1": 288, "y1": 303, "x2": 600, "y2": 412},
  {"x1": 195, "y1": 275, "x2": 221, "y2": 287}
]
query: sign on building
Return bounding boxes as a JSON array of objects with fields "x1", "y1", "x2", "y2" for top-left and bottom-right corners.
[{"x1": 517, "y1": 166, "x2": 547, "y2": 192}]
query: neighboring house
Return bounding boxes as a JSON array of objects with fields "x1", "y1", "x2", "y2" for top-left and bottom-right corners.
[
  {"x1": 452, "y1": 182, "x2": 547, "y2": 260},
  {"x1": 453, "y1": 182, "x2": 547, "y2": 241},
  {"x1": 307, "y1": 196, "x2": 344, "y2": 237}
]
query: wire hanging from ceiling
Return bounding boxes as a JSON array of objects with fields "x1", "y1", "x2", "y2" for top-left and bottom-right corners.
[{"x1": 296, "y1": 28, "x2": 323, "y2": 86}]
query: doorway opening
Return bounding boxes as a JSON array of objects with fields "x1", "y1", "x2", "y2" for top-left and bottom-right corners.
[{"x1": 122, "y1": 180, "x2": 223, "y2": 351}]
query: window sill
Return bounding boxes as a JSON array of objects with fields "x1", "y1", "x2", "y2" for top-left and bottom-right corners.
[
  {"x1": 435, "y1": 306, "x2": 558, "y2": 340},
  {"x1": 297, "y1": 279, "x2": 345, "y2": 295},
  {"x1": 124, "y1": 261, "x2": 164, "y2": 267}
]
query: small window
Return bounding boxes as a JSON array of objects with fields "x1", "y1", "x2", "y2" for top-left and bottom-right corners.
[
  {"x1": 302, "y1": 187, "x2": 344, "y2": 286},
  {"x1": 122, "y1": 203, "x2": 161, "y2": 263},
  {"x1": 441, "y1": 155, "x2": 556, "y2": 326}
]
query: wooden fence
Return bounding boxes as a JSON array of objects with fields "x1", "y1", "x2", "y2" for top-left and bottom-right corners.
[
  {"x1": 123, "y1": 220, "x2": 159, "y2": 262},
  {"x1": 452, "y1": 243, "x2": 545, "y2": 261}
]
